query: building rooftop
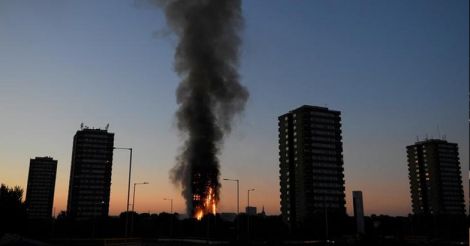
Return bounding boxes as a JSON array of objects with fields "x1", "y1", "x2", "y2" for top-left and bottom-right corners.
[
  {"x1": 278, "y1": 105, "x2": 340, "y2": 118},
  {"x1": 409, "y1": 138, "x2": 455, "y2": 147},
  {"x1": 31, "y1": 156, "x2": 55, "y2": 161},
  {"x1": 78, "y1": 123, "x2": 112, "y2": 133}
]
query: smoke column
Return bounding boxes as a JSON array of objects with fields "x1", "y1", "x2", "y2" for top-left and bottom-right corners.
[{"x1": 158, "y1": 0, "x2": 248, "y2": 216}]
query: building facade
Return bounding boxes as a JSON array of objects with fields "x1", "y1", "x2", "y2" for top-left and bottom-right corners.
[
  {"x1": 279, "y1": 105, "x2": 346, "y2": 226},
  {"x1": 245, "y1": 206, "x2": 257, "y2": 216},
  {"x1": 407, "y1": 139, "x2": 465, "y2": 215},
  {"x1": 67, "y1": 127, "x2": 114, "y2": 219},
  {"x1": 25, "y1": 157, "x2": 57, "y2": 219}
]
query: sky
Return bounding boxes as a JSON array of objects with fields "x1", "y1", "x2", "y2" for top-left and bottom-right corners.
[{"x1": 0, "y1": 0, "x2": 468, "y2": 217}]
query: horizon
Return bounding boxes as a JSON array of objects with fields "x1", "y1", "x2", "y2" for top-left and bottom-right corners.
[{"x1": 0, "y1": 0, "x2": 468, "y2": 218}]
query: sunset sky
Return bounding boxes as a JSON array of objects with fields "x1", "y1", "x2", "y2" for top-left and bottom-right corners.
[{"x1": 0, "y1": 0, "x2": 468, "y2": 216}]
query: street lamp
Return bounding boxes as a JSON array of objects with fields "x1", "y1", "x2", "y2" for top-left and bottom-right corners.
[
  {"x1": 114, "y1": 147, "x2": 133, "y2": 237},
  {"x1": 164, "y1": 198, "x2": 175, "y2": 237},
  {"x1": 223, "y1": 178, "x2": 240, "y2": 240},
  {"x1": 163, "y1": 198, "x2": 173, "y2": 213},
  {"x1": 222, "y1": 178, "x2": 239, "y2": 214},
  {"x1": 92, "y1": 201, "x2": 105, "y2": 238},
  {"x1": 132, "y1": 182, "x2": 149, "y2": 212},
  {"x1": 246, "y1": 188, "x2": 255, "y2": 241},
  {"x1": 247, "y1": 188, "x2": 255, "y2": 208}
]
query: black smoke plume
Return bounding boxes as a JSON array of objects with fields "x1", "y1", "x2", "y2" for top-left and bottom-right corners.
[{"x1": 158, "y1": 0, "x2": 248, "y2": 216}]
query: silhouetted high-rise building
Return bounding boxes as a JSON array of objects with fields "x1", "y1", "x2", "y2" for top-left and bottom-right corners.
[
  {"x1": 352, "y1": 191, "x2": 365, "y2": 234},
  {"x1": 67, "y1": 127, "x2": 114, "y2": 219},
  {"x1": 407, "y1": 139, "x2": 465, "y2": 215},
  {"x1": 279, "y1": 105, "x2": 346, "y2": 227},
  {"x1": 25, "y1": 157, "x2": 57, "y2": 220}
]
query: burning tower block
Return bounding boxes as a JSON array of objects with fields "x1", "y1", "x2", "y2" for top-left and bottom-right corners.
[{"x1": 159, "y1": 0, "x2": 248, "y2": 219}]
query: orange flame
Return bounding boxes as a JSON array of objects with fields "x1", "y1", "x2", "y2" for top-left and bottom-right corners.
[
  {"x1": 195, "y1": 209, "x2": 204, "y2": 220},
  {"x1": 194, "y1": 187, "x2": 217, "y2": 220}
]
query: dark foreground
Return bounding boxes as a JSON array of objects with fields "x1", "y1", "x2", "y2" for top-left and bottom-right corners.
[
  {"x1": 1, "y1": 212, "x2": 468, "y2": 246},
  {"x1": 0, "y1": 235, "x2": 468, "y2": 246}
]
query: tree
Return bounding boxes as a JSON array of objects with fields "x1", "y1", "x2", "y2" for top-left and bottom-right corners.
[{"x1": 0, "y1": 184, "x2": 26, "y2": 235}]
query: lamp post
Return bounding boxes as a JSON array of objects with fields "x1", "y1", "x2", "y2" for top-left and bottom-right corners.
[
  {"x1": 247, "y1": 188, "x2": 255, "y2": 241},
  {"x1": 114, "y1": 147, "x2": 133, "y2": 237},
  {"x1": 132, "y1": 182, "x2": 149, "y2": 212},
  {"x1": 247, "y1": 188, "x2": 255, "y2": 209},
  {"x1": 223, "y1": 178, "x2": 240, "y2": 240},
  {"x1": 92, "y1": 201, "x2": 105, "y2": 238},
  {"x1": 222, "y1": 178, "x2": 239, "y2": 214},
  {"x1": 163, "y1": 198, "x2": 173, "y2": 213},
  {"x1": 164, "y1": 198, "x2": 174, "y2": 237},
  {"x1": 129, "y1": 181, "x2": 147, "y2": 236},
  {"x1": 324, "y1": 196, "x2": 329, "y2": 240}
]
